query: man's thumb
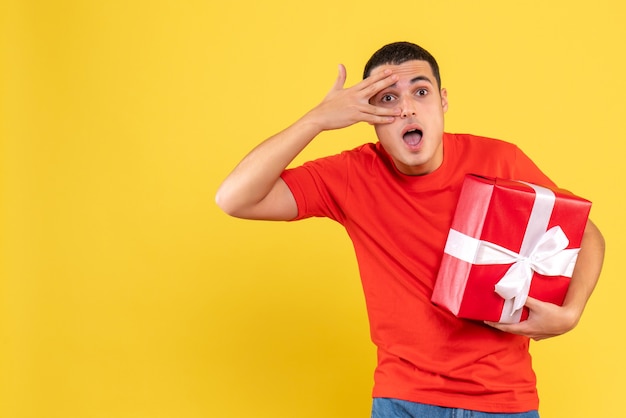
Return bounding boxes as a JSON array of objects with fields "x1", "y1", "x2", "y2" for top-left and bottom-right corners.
[{"x1": 332, "y1": 64, "x2": 347, "y2": 91}]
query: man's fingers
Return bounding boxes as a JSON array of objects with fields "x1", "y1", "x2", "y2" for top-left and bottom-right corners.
[
  {"x1": 365, "y1": 103, "x2": 401, "y2": 123},
  {"x1": 318, "y1": 64, "x2": 400, "y2": 128},
  {"x1": 328, "y1": 64, "x2": 397, "y2": 103},
  {"x1": 485, "y1": 316, "x2": 549, "y2": 340},
  {"x1": 361, "y1": 70, "x2": 398, "y2": 99},
  {"x1": 366, "y1": 115, "x2": 397, "y2": 125}
]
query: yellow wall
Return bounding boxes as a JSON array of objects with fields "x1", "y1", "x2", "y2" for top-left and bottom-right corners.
[{"x1": 2, "y1": 1, "x2": 624, "y2": 417}]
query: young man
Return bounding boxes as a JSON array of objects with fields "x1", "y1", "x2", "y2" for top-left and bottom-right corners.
[{"x1": 215, "y1": 42, "x2": 605, "y2": 417}]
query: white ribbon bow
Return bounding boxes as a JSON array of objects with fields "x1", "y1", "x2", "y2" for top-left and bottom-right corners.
[{"x1": 443, "y1": 182, "x2": 580, "y2": 323}]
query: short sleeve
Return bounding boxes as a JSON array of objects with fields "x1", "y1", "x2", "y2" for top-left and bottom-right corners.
[{"x1": 280, "y1": 154, "x2": 350, "y2": 223}]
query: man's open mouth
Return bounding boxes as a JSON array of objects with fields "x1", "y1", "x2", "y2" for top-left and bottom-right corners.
[{"x1": 403, "y1": 128, "x2": 423, "y2": 147}]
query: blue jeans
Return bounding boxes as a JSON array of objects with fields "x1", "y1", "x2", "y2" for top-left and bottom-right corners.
[{"x1": 372, "y1": 398, "x2": 540, "y2": 418}]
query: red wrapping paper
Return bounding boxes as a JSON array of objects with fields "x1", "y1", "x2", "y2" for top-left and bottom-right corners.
[{"x1": 431, "y1": 175, "x2": 591, "y2": 323}]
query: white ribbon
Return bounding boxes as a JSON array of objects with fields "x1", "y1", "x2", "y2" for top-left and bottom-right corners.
[{"x1": 443, "y1": 182, "x2": 580, "y2": 323}]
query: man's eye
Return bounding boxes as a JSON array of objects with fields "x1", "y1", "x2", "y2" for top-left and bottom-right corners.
[
  {"x1": 381, "y1": 94, "x2": 395, "y2": 102},
  {"x1": 416, "y1": 89, "x2": 428, "y2": 96}
]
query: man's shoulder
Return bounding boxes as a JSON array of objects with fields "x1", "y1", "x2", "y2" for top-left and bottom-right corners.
[
  {"x1": 316, "y1": 142, "x2": 384, "y2": 165},
  {"x1": 445, "y1": 132, "x2": 518, "y2": 149},
  {"x1": 342, "y1": 142, "x2": 381, "y2": 156},
  {"x1": 444, "y1": 132, "x2": 521, "y2": 161},
  {"x1": 295, "y1": 142, "x2": 382, "y2": 174}
]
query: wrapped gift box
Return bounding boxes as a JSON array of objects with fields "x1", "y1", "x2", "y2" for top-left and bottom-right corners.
[{"x1": 431, "y1": 175, "x2": 591, "y2": 323}]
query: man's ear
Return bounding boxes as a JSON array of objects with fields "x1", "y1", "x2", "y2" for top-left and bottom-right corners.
[{"x1": 440, "y1": 88, "x2": 449, "y2": 113}]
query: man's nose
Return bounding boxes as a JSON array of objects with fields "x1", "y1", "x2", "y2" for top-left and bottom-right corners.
[
  {"x1": 400, "y1": 109, "x2": 416, "y2": 118},
  {"x1": 400, "y1": 98, "x2": 416, "y2": 118}
]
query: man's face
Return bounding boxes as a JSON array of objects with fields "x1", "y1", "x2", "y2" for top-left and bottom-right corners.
[{"x1": 369, "y1": 60, "x2": 448, "y2": 176}]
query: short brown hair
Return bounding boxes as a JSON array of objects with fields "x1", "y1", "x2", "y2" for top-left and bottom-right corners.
[{"x1": 363, "y1": 42, "x2": 442, "y2": 89}]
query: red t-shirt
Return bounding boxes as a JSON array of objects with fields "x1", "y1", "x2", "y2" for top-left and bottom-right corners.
[{"x1": 280, "y1": 132, "x2": 555, "y2": 413}]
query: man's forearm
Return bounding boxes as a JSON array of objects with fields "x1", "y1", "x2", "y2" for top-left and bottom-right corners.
[{"x1": 562, "y1": 219, "x2": 605, "y2": 323}]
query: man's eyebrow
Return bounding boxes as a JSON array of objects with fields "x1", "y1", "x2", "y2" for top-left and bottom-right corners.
[
  {"x1": 387, "y1": 75, "x2": 435, "y2": 89},
  {"x1": 410, "y1": 75, "x2": 434, "y2": 85}
]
